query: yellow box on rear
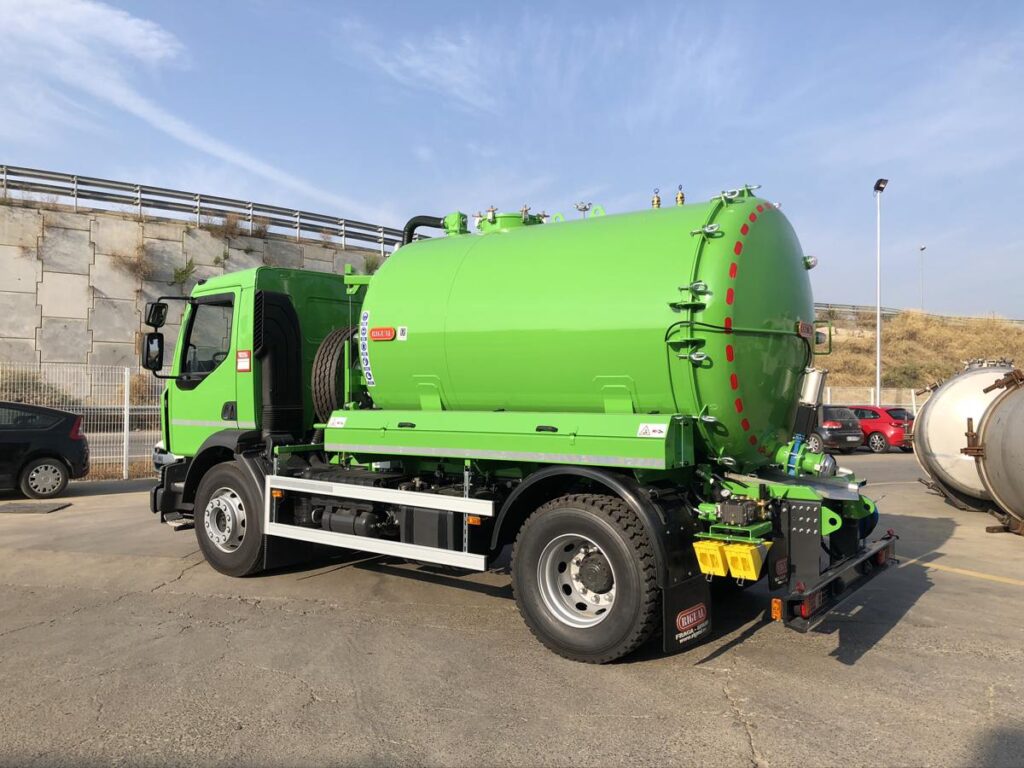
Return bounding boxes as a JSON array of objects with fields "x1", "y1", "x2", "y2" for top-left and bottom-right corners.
[
  {"x1": 693, "y1": 540, "x2": 729, "y2": 577},
  {"x1": 723, "y1": 542, "x2": 771, "y2": 581}
]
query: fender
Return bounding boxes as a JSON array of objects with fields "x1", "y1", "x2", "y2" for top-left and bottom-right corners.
[
  {"x1": 490, "y1": 465, "x2": 695, "y2": 588},
  {"x1": 182, "y1": 429, "x2": 262, "y2": 504}
]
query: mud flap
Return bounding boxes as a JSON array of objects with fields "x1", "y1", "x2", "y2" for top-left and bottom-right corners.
[{"x1": 661, "y1": 573, "x2": 713, "y2": 652}]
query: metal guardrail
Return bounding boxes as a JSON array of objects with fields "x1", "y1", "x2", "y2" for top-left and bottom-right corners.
[
  {"x1": 815, "y1": 302, "x2": 1024, "y2": 326},
  {"x1": 0, "y1": 164, "x2": 404, "y2": 254}
]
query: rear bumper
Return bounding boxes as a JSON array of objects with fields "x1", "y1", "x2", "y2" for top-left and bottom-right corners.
[
  {"x1": 68, "y1": 439, "x2": 90, "y2": 479},
  {"x1": 780, "y1": 533, "x2": 897, "y2": 632},
  {"x1": 822, "y1": 430, "x2": 863, "y2": 449}
]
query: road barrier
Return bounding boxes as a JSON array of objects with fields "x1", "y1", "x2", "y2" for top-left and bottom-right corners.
[{"x1": 0, "y1": 164, "x2": 405, "y2": 254}]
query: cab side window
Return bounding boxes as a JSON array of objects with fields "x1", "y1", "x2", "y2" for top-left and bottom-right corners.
[{"x1": 181, "y1": 299, "x2": 234, "y2": 377}]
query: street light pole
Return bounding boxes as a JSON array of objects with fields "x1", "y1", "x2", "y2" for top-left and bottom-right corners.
[
  {"x1": 919, "y1": 245, "x2": 927, "y2": 311},
  {"x1": 873, "y1": 178, "x2": 888, "y2": 407}
]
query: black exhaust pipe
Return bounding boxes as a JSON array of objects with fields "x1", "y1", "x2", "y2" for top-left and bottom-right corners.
[{"x1": 402, "y1": 215, "x2": 445, "y2": 246}]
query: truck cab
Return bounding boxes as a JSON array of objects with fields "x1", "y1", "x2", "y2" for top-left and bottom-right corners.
[{"x1": 147, "y1": 267, "x2": 362, "y2": 524}]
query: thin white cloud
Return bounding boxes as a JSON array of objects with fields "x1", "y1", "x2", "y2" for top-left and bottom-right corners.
[
  {"x1": 801, "y1": 37, "x2": 1024, "y2": 177},
  {"x1": 340, "y1": 17, "x2": 500, "y2": 114},
  {"x1": 0, "y1": 0, "x2": 391, "y2": 221}
]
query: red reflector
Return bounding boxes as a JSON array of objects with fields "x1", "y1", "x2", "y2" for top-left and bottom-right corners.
[
  {"x1": 821, "y1": 420, "x2": 841, "y2": 429},
  {"x1": 69, "y1": 416, "x2": 83, "y2": 440}
]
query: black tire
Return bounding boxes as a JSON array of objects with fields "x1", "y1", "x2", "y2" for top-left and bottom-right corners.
[
  {"x1": 900, "y1": 446, "x2": 914, "y2": 453},
  {"x1": 19, "y1": 457, "x2": 69, "y2": 499},
  {"x1": 806, "y1": 433, "x2": 824, "y2": 454},
  {"x1": 312, "y1": 326, "x2": 358, "y2": 422},
  {"x1": 194, "y1": 461, "x2": 265, "y2": 577},
  {"x1": 867, "y1": 432, "x2": 890, "y2": 454},
  {"x1": 511, "y1": 493, "x2": 659, "y2": 664}
]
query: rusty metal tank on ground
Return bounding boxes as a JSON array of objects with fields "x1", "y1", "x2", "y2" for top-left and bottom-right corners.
[
  {"x1": 360, "y1": 188, "x2": 815, "y2": 470},
  {"x1": 967, "y1": 368, "x2": 1024, "y2": 534},
  {"x1": 914, "y1": 361, "x2": 1013, "y2": 508}
]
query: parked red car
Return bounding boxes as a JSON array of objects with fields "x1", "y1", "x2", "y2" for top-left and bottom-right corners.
[{"x1": 847, "y1": 405, "x2": 914, "y2": 453}]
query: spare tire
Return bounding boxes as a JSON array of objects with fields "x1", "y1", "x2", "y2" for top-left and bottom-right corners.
[{"x1": 312, "y1": 326, "x2": 358, "y2": 423}]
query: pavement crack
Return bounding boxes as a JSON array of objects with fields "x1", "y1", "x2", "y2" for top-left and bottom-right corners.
[
  {"x1": 0, "y1": 590, "x2": 133, "y2": 638},
  {"x1": 150, "y1": 558, "x2": 204, "y2": 593},
  {"x1": 723, "y1": 680, "x2": 768, "y2": 768}
]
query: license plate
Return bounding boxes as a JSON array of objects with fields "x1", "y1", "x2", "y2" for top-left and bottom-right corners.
[{"x1": 846, "y1": 436, "x2": 860, "y2": 441}]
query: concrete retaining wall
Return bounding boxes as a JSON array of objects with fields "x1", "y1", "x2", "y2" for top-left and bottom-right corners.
[{"x1": 0, "y1": 202, "x2": 376, "y2": 365}]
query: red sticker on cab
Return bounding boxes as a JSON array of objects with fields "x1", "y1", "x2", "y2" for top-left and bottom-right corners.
[
  {"x1": 369, "y1": 327, "x2": 396, "y2": 341},
  {"x1": 236, "y1": 349, "x2": 252, "y2": 372}
]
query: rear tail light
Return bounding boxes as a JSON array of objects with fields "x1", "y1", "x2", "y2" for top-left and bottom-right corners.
[
  {"x1": 799, "y1": 590, "x2": 824, "y2": 619},
  {"x1": 821, "y1": 420, "x2": 841, "y2": 429},
  {"x1": 69, "y1": 416, "x2": 83, "y2": 440}
]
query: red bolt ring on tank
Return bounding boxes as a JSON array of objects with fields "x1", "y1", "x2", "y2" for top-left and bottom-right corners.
[{"x1": 723, "y1": 200, "x2": 775, "y2": 449}]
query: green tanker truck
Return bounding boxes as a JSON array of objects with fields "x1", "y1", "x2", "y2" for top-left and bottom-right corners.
[{"x1": 143, "y1": 186, "x2": 896, "y2": 662}]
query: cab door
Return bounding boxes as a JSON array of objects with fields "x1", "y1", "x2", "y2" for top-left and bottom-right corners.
[{"x1": 167, "y1": 291, "x2": 240, "y2": 456}]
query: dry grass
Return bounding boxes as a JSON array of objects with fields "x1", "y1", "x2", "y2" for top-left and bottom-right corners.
[
  {"x1": 362, "y1": 253, "x2": 383, "y2": 274},
  {"x1": 200, "y1": 212, "x2": 242, "y2": 239},
  {"x1": 88, "y1": 460, "x2": 156, "y2": 481},
  {"x1": 822, "y1": 311, "x2": 1024, "y2": 388},
  {"x1": 251, "y1": 215, "x2": 270, "y2": 238},
  {"x1": 111, "y1": 242, "x2": 153, "y2": 280}
]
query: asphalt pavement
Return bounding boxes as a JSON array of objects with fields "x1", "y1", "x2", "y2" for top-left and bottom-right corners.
[{"x1": 0, "y1": 453, "x2": 1021, "y2": 767}]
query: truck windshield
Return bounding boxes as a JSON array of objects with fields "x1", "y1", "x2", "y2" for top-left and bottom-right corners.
[{"x1": 181, "y1": 299, "x2": 233, "y2": 376}]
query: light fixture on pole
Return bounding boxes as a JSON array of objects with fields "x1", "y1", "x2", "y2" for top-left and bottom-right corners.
[
  {"x1": 873, "y1": 178, "x2": 888, "y2": 407},
  {"x1": 919, "y1": 245, "x2": 927, "y2": 311}
]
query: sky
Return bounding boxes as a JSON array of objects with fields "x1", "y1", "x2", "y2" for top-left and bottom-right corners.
[{"x1": 0, "y1": 0, "x2": 1021, "y2": 316}]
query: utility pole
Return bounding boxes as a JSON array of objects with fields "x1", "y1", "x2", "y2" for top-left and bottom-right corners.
[{"x1": 873, "y1": 178, "x2": 888, "y2": 407}]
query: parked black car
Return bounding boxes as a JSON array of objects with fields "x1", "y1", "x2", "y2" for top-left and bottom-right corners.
[
  {"x1": 807, "y1": 405, "x2": 864, "y2": 454},
  {"x1": 0, "y1": 402, "x2": 89, "y2": 498}
]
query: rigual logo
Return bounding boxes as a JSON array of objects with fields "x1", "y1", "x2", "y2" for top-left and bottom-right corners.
[{"x1": 675, "y1": 603, "x2": 708, "y2": 633}]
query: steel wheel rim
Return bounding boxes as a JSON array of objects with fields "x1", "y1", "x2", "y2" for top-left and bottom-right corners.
[
  {"x1": 28, "y1": 463, "x2": 63, "y2": 495},
  {"x1": 869, "y1": 434, "x2": 887, "y2": 452},
  {"x1": 537, "y1": 533, "x2": 616, "y2": 628},
  {"x1": 203, "y1": 487, "x2": 246, "y2": 553}
]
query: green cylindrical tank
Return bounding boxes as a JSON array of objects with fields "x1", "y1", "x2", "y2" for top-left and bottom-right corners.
[{"x1": 359, "y1": 190, "x2": 814, "y2": 468}]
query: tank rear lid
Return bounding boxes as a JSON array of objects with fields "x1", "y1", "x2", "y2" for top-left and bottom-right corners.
[{"x1": 915, "y1": 363, "x2": 1013, "y2": 500}]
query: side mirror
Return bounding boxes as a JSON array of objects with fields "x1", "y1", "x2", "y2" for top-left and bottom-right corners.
[
  {"x1": 142, "y1": 331, "x2": 164, "y2": 371},
  {"x1": 145, "y1": 301, "x2": 169, "y2": 328}
]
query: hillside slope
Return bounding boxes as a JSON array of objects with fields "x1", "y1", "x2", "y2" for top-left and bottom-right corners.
[{"x1": 819, "y1": 312, "x2": 1024, "y2": 388}]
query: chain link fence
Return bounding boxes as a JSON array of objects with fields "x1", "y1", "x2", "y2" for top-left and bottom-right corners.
[{"x1": 0, "y1": 362, "x2": 162, "y2": 480}]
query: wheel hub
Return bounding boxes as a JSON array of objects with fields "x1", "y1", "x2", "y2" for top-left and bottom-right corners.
[
  {"x1": 203, "y1": 487, "x2": 246, "y2": 553},
  {"x1": 577, "y1": 552, "x2": 613, "y2": 594},
  {"x1": 28, "y1": 464, "x2": 62, "y2": 495},
  {"x1": 537, "y1": 534, "x2": 616, "y2": 628}
]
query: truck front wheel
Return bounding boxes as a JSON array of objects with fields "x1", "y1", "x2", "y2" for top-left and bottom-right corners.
[
  {"x1": 511, "y1": 493, "x2": 659, "y2": 663},
  {"x1": 194, "y1": 461, "x2": 265, "y2": 577}
]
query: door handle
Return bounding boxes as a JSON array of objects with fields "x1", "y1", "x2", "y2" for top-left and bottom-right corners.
[{"x1": 221, "y1": 401, "x2": 237, "y2": 421}]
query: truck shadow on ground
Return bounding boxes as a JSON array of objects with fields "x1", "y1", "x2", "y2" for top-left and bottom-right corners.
[
  {"x1": 678, "y1": 512, "x2": 953, "y2": 666},
  {"x1": 816, "y1": 512, "x2": 952, "y2": 665},
  {"x1": 973, "y1": 726, "x2": 1024, "y2": 768},
  {"x1": 267, "y1": 513, "x2": 953, "y2": 666}
]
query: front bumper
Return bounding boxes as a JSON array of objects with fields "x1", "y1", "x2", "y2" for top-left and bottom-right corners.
[{"x1": 150, "y1": 459, "x2": 188, "y2": 521}]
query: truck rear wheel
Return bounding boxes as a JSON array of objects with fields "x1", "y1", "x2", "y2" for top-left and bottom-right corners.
[
  {"x1": 511, "y1": 493, "x2": 659, "y2": 663},
  {"x1": 194, "y1": 461, "x2": 265, "y2": 577}
]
